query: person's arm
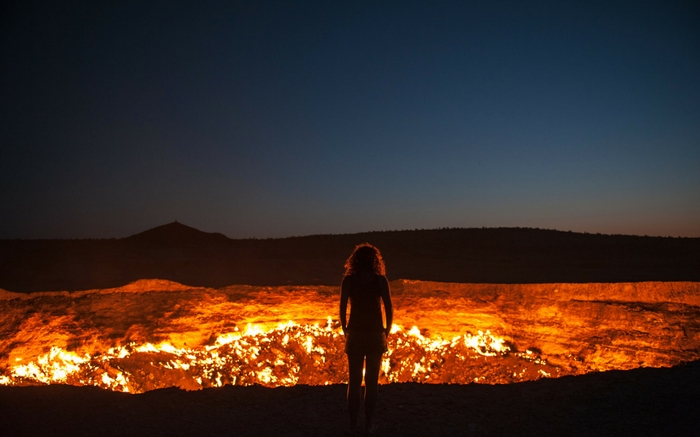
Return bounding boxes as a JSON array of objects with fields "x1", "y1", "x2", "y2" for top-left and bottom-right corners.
[
  {"x1": 339, "y1": 277, "x2": 349, "y2": 336},
  {"x1": 379, "y1": 275, "x2": 393, "y2": 337}
]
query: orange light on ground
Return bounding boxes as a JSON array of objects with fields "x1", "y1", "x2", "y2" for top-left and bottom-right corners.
[{"x1": 0, "y1": 279, "x2": 698, "y2": 393}]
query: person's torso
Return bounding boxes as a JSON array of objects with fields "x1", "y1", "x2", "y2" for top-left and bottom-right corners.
[{"x1": 347, "y1": 274, "x2": 384, "y2": 331}]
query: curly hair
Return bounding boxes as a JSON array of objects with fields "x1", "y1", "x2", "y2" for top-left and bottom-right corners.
[{"x1": 344, "y1": 243, "x2": 386, "y2": 276}]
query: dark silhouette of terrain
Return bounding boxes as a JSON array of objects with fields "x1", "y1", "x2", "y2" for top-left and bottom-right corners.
[
  {"x1": 1, "y1": 222, "x2": 698, "y2": 292},
  {"x1": 2, "y1": 360, "x2": 699, "y2": 436}
]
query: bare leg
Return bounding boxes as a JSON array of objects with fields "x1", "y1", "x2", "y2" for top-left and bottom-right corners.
[
  {"x1": 364, "y1": 352, "x2": 383, "y2": 433},
  {"x1": 347, "y1": 352, "x2": 364, "y2": 432}
]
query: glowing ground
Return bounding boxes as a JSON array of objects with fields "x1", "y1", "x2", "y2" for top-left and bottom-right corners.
[{"x1": 1, "y1": 279, "x2": 698, "y2": 393}]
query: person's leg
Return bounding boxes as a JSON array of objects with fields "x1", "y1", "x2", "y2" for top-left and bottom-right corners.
[
  {"x1": 346, "y1": 352, "x2": 364, "y2": 431},
  {"x1": 364, "y1": 352, "x2": 383, "y2": 433}
]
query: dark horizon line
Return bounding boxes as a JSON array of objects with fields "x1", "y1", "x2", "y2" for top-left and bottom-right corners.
[{"x1": 1, "y1": 221, "x2": 697, "y2": 242}]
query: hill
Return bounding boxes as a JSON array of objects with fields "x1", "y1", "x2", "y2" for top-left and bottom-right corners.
[{"x1": 1, "y1": 223, "x2": 699, "y2": 292}]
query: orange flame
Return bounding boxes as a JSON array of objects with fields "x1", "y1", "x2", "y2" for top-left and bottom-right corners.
[
  {"x1": 3, "y1": 280, "x2": 696, "y2": 393},
  {"x1": 0, "y1": 317, "x2": 558, "y2": 393}
]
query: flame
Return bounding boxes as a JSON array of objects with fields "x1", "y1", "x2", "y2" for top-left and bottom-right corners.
[
  {"x1": 4, "y1": 280, "x2": 693, "y2": 393},
  {"x1": 0, "y1": 319, "x2": 558, "y2": 393}
]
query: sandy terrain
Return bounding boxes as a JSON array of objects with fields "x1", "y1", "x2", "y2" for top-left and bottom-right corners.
[
  {"x1": 2, "y1": 224, "x2": 698, "y2": 435},
  {"x1": 2, "y1": 360, "x2": 698, "y2": 437}
]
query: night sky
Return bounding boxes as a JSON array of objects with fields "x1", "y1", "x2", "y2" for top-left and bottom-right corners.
[{"x1": 2, "y1": 1, "x2": 699, "y2": 239}]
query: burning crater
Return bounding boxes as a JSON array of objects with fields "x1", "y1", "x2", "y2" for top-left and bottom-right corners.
[{"x1": 0, "y1": 279, "x2": 698, "y2": 393}]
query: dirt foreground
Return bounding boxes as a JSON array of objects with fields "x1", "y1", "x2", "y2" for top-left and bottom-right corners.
[{"x1": 2, "y1": 360, "x2": 698, "y2": 437}]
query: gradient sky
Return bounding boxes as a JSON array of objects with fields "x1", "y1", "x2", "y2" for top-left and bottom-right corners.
[{"x1": 2, "y1": 1, "x2": 699, "y2": 239}]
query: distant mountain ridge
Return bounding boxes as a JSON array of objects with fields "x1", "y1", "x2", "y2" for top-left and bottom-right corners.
[
  {"x1": 1, "y1": 223, "x2": 699, "y2": 292},
  {"x1": 126, "y1": 222, "x2": 230, "y2": 246}
]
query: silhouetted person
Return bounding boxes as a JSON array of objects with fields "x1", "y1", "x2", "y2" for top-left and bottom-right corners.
[{"x1": 339, "y1": 243, "x2": 393, "y2": 434}]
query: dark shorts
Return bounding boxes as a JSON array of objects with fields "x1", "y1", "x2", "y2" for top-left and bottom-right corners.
[{"x1": 344, "y1": 330, "x2": 387, "y2": 355}]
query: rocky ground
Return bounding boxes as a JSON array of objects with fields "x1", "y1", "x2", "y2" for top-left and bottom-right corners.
[
  {"x1": 2, "y1": 280, "x2": 698, "y2": 390},
  {"x1": 2, "y1": 360, "x2": 699, "y2": 437}
]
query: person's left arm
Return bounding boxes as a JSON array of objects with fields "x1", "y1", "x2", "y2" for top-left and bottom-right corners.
[{"x1": 339, "y1": 277, "x2": 350, "y2": 336}]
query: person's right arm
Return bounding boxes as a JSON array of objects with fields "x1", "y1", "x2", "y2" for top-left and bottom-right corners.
[{"x1": 379, "y1": 276, "x2": 393, "y2": 337}]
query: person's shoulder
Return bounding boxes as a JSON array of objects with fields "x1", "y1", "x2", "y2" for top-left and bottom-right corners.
[
  {"x1": 376, "y1": 274, "x2": 389, "y2": 286},
  {"x1": 342, "y1": 274, "x2": 358, "y2": 285}
]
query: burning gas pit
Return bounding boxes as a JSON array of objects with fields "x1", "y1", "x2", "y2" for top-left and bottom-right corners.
[{"x1": 1, "y1": 279, "x2": 698, "y2": 393}]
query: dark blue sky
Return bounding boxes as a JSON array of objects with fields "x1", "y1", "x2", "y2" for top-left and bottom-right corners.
[{"x1": 2, "y1": 1, "x2": 699, "y2": 238}]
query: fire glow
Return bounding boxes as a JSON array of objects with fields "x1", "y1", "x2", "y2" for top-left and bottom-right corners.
[
  {"x1": 0, "y1": 320, "x2": 554, "y2": 393},
  {"x1": 1, "y1": 279, "x2": 698, "y2": 393}
]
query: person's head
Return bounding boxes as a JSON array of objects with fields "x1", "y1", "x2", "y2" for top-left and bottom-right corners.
[{"x1": 344, "y1": 243, "x2": 386, "y2": 276}]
